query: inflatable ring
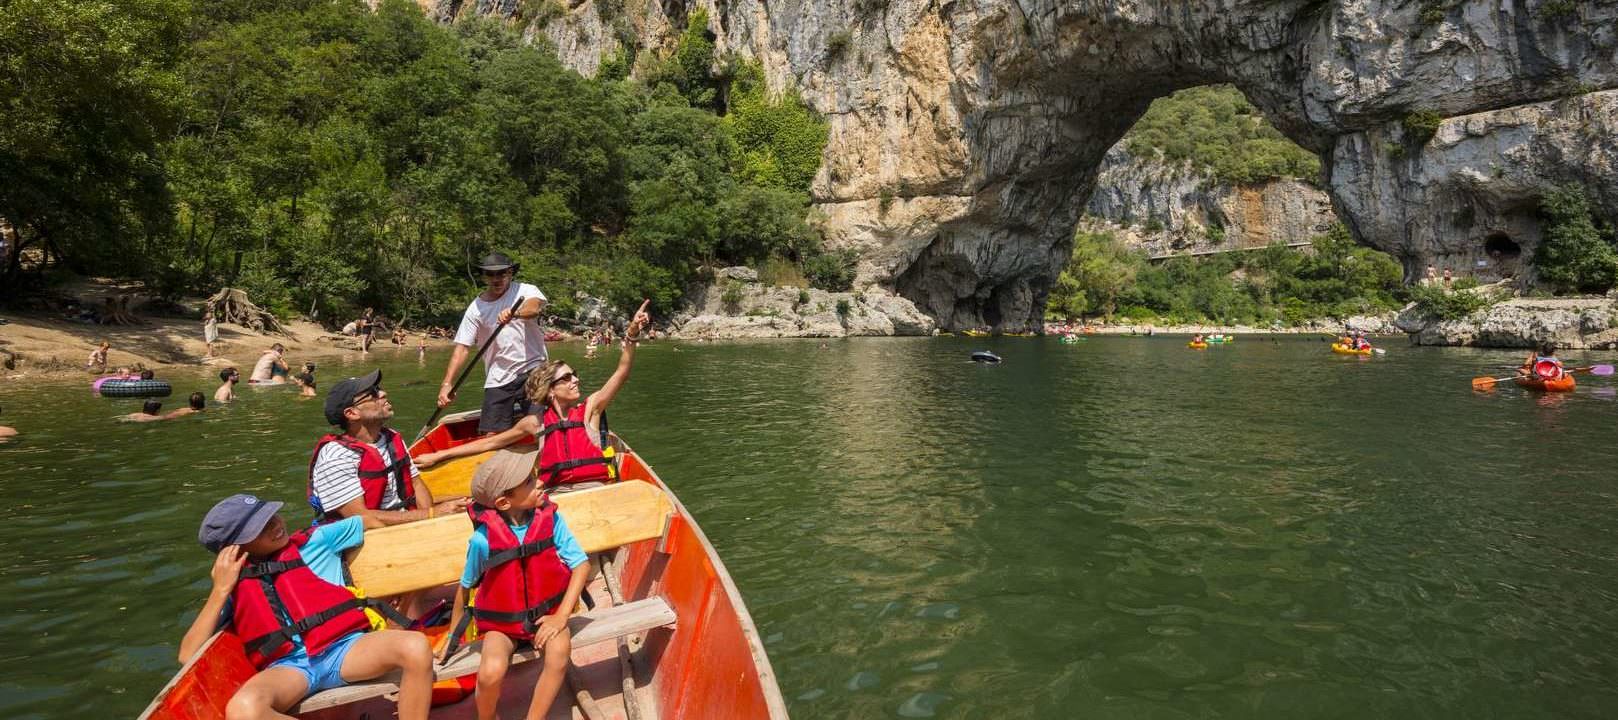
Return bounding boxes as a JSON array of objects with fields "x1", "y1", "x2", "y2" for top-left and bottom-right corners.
[
  {"x1": 971, "y1": 351, "x2": 1002, "y2": 363},
  {"x1": 98, "y1": 379, "x2": 173, "y2": 398}
]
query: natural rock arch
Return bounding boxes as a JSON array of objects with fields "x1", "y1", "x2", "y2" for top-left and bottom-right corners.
[{"x1": 520, "y1": 0, "x2": 1618, "y2": 329}]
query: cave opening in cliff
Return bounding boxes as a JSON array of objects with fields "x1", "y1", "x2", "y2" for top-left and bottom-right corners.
[{"x1": 1485, "y1": 233, "x2": 1522, "y2": 259}]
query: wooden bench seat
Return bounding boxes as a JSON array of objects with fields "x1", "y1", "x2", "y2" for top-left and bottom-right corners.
[
  {"x1": 292, "y1": 481, "x2": 678, "y2": 714},
  {"x1": 293, "y1": 596, "x2": 676, "y2": 713}
]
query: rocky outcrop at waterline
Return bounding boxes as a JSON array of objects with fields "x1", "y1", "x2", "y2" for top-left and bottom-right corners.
[
  {"x1": 1082, "y1": 147, "x2": 1336, "y2": 258},
  {"x1": 1398, "y1": 296, "x2": 1618, "y2": 349},
  {"x1": 448, "y1": 0, "x2": 1618, "y2": 332},
  {"x1": 669, "y1": 267, "x2": 936, "y2": 338}
]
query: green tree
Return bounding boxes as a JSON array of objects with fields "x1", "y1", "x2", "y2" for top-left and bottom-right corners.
[
  {"x1": 1534, "y1": 184, "x2": 1618, "y2": 294},
  {"x1": 0, "y1": 0, "x2": 188, "y2": 288}
]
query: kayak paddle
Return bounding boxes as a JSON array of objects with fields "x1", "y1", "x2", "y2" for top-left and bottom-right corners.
[
  {"x1": 413, "y1": 296, "x2": 526, "y2": 443},
  {"x1": 1471, "y1": 364, "x2": 1613, "y2": 390}
]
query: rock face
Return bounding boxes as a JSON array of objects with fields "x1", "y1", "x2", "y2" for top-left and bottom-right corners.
[
  {"x1": 456, "y1": 0, "x2": 1618, "y2": 331},
  {"x1": 1082, "y1": 146, "x2": 1337, "y2": 257},
  {"x1": 1398, "y1": 296, "x2": 1618, "y2": 349},
  {"x1": 671, "y1": 268, "x2": 935, "y2": 338},
  {"x1": 1331, "y1": 91, "x2": 1618, "y2": 285}
]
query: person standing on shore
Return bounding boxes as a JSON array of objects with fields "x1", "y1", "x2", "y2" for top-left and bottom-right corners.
[
  {"x1": 203, "y1": 310, "x2": 219, "y2": 357},
  {"x1": 436, "y1": 253, "x2": 548, "y2": 435},
  {"x1": 358, "y1": 308, "x2": 375, "y2": 354},
  {"x1": 87, "y1": 341, "x2": 110, "y2": 373}
]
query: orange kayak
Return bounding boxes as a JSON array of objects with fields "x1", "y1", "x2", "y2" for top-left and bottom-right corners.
[{"x1": 1514, "y1": 373, "x2": 1576, "y2": 392}]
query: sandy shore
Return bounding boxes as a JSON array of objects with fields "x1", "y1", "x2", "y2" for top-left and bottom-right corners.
[{"x1": 0, "y1": 308, "x2": 458, "y2": 382}]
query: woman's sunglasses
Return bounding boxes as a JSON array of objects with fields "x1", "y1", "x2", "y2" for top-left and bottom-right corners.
[{"x1": 550, "y1": 371, "x2": 578, "y2": 387}]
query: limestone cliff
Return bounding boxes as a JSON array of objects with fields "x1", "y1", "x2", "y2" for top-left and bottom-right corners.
[
  {"x1": 450, "y1": 0, "x2": 1618, "y2": 331},
  {"x1": 1082, "y1": 146, "x2": 1337, "y2": 258}
]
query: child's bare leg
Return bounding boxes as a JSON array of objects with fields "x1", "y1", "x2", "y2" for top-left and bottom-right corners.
[
  {"x1": 339, "y1": 630, "x2": 434, "y2": 720},
  {"x1": 477, "y1": 632, "x2": 516, "y2": 720},
  {"x1": 523, "y1": 628, "x2": 571, "y2": 720},
  {"x1": 225, "y1": 667, "x2": 308, "y2": 720}
]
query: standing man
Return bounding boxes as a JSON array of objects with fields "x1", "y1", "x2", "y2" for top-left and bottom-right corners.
[
  {"x1": 311, "y1": 370, "x2": 466, "y2": 526},
  {"x1": 437, "y1": 252, "x2": 549, "y2": 434},
  {"x1": 251, "y1": 342, "x2": 289, "y2": 383}
]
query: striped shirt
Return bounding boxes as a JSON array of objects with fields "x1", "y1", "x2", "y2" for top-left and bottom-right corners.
[{"x1": 309, "y1": 435, "x2": 421, "y2": 513}]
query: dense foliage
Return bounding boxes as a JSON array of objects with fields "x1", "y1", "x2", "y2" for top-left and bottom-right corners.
[
  {"x1": 1533, "y1": 184, "x2": 1618, "y2": 294},
  {"x1": 1047, "y1": 225, "x2": 1404, "y2": 325},
  {"x1": 1405, "y1": 280, "x2": 1500, "y2": 320},
  {"x1": 1125, "y1": 85, "x2": 1321, "y2": 185},
  {"x1": 0, "y1": 0, "x2": 834, "y2": 324}
]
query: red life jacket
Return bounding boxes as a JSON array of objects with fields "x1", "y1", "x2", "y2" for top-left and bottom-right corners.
[
  {"x1": 307, "y1": 428, "x2": 416, "y2": 521},
  {"x1": 467, "y1": 503, "x2": 572, "y2": 640},
  {"x1": 231, "y1": 530, "x2": 371, "y2": 668},
  {"x1": 537, "y1": 404, "x2": 614, "y2": 488},
  {"x1": 1533, "y1": 358, "x2": 1564, "y2": 379}
]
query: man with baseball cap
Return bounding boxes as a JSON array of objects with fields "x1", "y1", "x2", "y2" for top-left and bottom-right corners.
[
  {"x1": 309, "y1": 370, "x2": 465, "y2": 526},
  {"x1": 177, "y1": 493, "x2": 435, "y2": 718},
  {"x1": 437, "y1": 252, "x2": 550, "y2": 434}
]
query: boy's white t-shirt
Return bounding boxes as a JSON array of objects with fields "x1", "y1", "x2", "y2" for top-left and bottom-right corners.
[{"x1": 454, "y1": 282, "x2": 548, "y2": 388}]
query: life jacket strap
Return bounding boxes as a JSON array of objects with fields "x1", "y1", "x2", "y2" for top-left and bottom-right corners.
[
  {"x1": 241, "y1": 558, "x2": 305, "y2": 580},
  {"x1": 486, "y1": 538, "x2": 557, "y2": 568},
  {"x1": 540, "y1": 455, "x2": 612, "y2": 487},
  {"x1": 242, "y1": 590, "x2": 365, "y2": 657},
  {"x1": 539, "y1": 420, "x2": 587, "y2": 438},
  {"x1": 472, "y1": 588, "x2": 568, "y2": 633}
]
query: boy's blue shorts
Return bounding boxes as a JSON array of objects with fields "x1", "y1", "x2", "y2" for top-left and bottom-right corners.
[{"x1": 269, "y1": 631, "x2": 364, "y2": 696}]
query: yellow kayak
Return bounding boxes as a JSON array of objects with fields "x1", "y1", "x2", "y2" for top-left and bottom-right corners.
[
  {"x1": 963, "y1": 329, "x2": 990, "y2": 337},
  {"x1": 1188, "y1": 341, "x2": 1209, "y2": 349},
  {"x1": 1331, "y1": 343, "x2": 1373, "y2": 356}
]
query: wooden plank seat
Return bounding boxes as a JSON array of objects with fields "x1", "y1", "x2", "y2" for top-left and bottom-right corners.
[
  {"x1": 292, "y1": 482, "x2": 678, "y2": 714},
  {"x1": 293, "y1": 597, "x2": 677, "y2": 713}
]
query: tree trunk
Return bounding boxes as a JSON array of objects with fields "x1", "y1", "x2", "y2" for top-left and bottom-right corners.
[{"x1": 207, "y1": 287, "x2": 286, "y2": 335}]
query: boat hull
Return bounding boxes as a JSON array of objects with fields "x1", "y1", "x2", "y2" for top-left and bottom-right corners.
[{"x1": 140, "y1": 416, "x2": 787, "y2": 719}]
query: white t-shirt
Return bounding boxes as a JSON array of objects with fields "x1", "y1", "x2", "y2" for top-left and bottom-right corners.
[
  {"x1": 309, "y1": 435, "x2": 421, "y2": 512},
  {"x1": 455, "y1": 282, "x2": 548, "y2": 388}
]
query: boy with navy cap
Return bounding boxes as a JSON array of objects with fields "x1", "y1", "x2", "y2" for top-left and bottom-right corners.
[{"x1": 178, "y1": 494, "x2": 435, "y2": 718}]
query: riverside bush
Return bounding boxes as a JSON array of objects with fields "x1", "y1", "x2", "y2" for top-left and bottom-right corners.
[
  {"x1": 1533, "y1": 184, "x2": 1618, "y2": 294},
  {"x1": 1045, "y1": 224, "x2": 1403, "y2": 325},
  {"x1": 1, "y1": 0, "x2": 834, "y2": 327},
  {"x1": 1406, "y1": 282, "x2": 1500, "y2": 320}
]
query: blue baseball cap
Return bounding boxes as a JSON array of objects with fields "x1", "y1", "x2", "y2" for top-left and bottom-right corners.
[{"x1": 198, "y1": 494, "x2": 284, "y2": 552}]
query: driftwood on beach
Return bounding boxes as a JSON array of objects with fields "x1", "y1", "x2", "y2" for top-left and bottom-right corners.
[{"x1": 205, "y1": 288, "x2": 285, "y2": 335}]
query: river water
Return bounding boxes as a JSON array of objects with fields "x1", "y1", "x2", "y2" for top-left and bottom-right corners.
[{"x1": 4, "y1": 336, "x2": 1618, "y2": 718}]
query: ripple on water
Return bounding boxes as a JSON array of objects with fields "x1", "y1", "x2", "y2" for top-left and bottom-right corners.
[{"x1": 897, "y1": 692, "x2": 950, "y2": 718}]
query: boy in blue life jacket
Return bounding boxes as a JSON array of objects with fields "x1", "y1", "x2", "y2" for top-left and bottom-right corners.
[
  {"x1": 178, "y1": 494, "x2": 435, "y2": 719},
  {"x1": 442, "y1": 448, "x2": 593, "y2": 720}
]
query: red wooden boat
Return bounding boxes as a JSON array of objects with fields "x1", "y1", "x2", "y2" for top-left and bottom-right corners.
[{"x1": 139, "y1": 413, "x2": 788, "y2": 719}]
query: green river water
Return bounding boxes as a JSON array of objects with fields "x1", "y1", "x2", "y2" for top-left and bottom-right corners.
[{"x1": 4, "y1": 336, "x2": 1618, "y2": 719}]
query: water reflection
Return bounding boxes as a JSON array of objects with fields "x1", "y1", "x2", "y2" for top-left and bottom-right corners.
[{"x1": 4, "y1": 338, "x2": 1618, "y2": 718}]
